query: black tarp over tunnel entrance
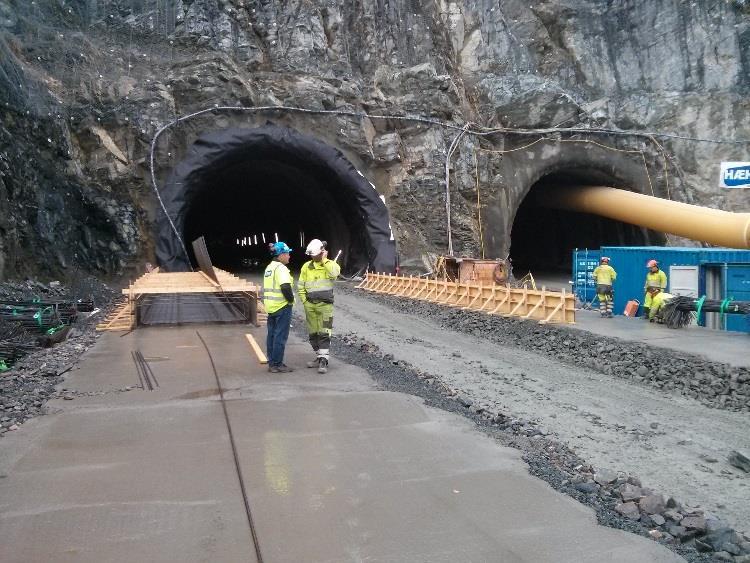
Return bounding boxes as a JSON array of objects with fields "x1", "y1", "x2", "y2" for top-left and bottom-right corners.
[{"x1": 155, "y1": 125, "x2": 397, "y2": 274}]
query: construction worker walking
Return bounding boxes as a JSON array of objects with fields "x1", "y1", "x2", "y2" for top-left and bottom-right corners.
[
  {"x1": 643, "y1": 259, "x2": 668, "y2": 320},
  {"x1": 298, "y1": 239, "x2": 340, "y2": 374},
  {"x1": 263, "y1": 241, "x2": 295, "y2": 373},
  {"x1": 592, "y1": 256, "x2": 617, "y2": 317}
]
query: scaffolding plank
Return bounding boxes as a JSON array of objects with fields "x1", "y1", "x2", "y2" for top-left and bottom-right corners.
[{"x1": 245, "y1": 333, "x2": 268, "y2": 364}]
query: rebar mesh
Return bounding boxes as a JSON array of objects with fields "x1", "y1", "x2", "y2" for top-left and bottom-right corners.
[{"x1": 136, "y1": 292, "x2": 254, "y2": 325}]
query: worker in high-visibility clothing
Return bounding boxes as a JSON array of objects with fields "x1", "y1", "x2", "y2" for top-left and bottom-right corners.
[
  {"x1": 643, "y1": 259, "x2": 668, "y2": 320},
  {"x1": 298, "y1": 239, "x2": 340, "y2": 374},
  {"x1": 263, "y1": 241, "x2": 295, "y2": 373},
  {"x1": 646, "y1": 287, "x2": 674, "y2": 322},
  {"x1": 592, "y1": 256, "x2": 617, "y2": 317}
]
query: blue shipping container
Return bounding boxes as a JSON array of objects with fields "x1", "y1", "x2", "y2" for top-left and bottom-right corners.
[
  {"x1": 571, "y1": 249, "x2": 600, "y2": 305},
  {"x1": 725, "y1": 265, "x2": 750, "y2": 333},
  {"x1": 601, "y1": 247, "x2": 701, "y2": 316},
  {"x1": 577, "y1": 247, "x2": 750, "y2": 333}
]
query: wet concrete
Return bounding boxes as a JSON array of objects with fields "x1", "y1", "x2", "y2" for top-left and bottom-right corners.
[{"x1": 0, "y1": 325, "x2": 682, "y2": 562}]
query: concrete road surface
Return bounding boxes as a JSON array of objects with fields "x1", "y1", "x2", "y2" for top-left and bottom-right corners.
[
  {"x1": 333, "y1": 290, "x2": 750, "y2": 531},
  {"x1": 0, "y1": 325, "x2": 683, "y2": 562}
]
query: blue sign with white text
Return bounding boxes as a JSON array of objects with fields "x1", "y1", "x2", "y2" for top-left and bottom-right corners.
[{"x1": 720, "y1": 162, "x2": 750, "y2": 188}]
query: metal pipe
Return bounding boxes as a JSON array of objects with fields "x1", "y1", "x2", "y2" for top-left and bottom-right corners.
[
  {"x1": 444, "y1": 124, "x2": 470, "y2": 256},
  {"x1": 540, "y1": 186, "x2": 750, "y2": 249}
]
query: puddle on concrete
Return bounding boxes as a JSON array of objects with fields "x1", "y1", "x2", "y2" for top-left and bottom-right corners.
[{"x1": 175, "y1": 389, "x2": 219, "y2": 400}]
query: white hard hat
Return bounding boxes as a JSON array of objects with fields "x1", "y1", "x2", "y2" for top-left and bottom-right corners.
[{"x1": 305, "y1": 239, "x2": 325, "y2": 256}]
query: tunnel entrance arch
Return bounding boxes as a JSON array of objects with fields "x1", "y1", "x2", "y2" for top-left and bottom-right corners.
[
  {"x1": 155, "y1": 125, "x2": 396, "y2": 275},
  {"x1": 509, "y1": 167, "x2": 667, "y2": 274}
]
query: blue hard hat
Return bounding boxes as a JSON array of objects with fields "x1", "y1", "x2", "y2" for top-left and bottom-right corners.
[{"x1": 270, "y1": 241, "x2": 292, "y2": 256}]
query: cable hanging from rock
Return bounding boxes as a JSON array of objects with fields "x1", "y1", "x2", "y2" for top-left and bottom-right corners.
[{"x1": 149, "y1": 104, "x2": 750, "y2": 263}]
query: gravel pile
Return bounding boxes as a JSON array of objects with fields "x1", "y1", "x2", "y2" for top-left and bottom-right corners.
[
  {"x1": 0, "y1": 280, "x2": 67, "y2": 301},
  {"x1": 345, "y1": 285, "x2": 750, "y2": 412},
  {"x1": 332, "y1": 331, "x2": 750, "y2": 563},
  {"x1": 0, "y1": 277, "x2": 116, "y2": 436},
  {"x1": 0, "y1": 276, "x2": 116, "y2": 306}
]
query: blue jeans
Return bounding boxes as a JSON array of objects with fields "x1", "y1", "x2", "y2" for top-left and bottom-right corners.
[{"x1": 266, "y1": 304, "x2": 292, "y2": 367}]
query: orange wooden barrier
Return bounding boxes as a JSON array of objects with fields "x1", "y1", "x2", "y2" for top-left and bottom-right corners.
[{"x1": 357, "y1": 273, "x2": 575, "y2": 324}]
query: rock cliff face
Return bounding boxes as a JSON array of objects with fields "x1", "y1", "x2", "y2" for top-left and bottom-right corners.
[{"x1": 0, "y1": 0, "x2": 748, "y2": 278}]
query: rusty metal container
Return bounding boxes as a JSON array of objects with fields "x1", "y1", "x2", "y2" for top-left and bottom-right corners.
[{"x1": 439, "y1": 257, "x2": 508, "y2": 285}]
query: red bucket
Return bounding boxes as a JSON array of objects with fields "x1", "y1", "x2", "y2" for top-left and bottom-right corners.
[{"x1": 623, "y1": 299, "x2": 640, "y2": 317}]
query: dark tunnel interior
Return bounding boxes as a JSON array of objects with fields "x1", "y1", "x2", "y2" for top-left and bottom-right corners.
[
  {"x1": 510, "y1": 171, "x2": 667, "y2": 274},
  {"x1": 183, "y1": 158, "x2": 369, "y2": 275}
]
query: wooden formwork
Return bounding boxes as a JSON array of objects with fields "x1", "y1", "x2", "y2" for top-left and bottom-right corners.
[
  {"x1": 97, "y1": 268, "x2": 261, "y2": 331},
  {"x1": 357, "y1": 274, "x2": 575, "y2": 324},
  {"x1": 96, "y1": 298, "x2": 135, "y2": 332},
  {"x1": 124, "y1": 268, "x2": 257, "y2": 295}
]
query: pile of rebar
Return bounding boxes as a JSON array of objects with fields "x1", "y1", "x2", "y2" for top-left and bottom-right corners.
[
  {"x1": 0, "y1": 299, "x2": 89, "y2": 368},
  {"x1": 0, "y1": 319, "x2": 37, "y2": 367},
  {"x1": 0, "y1": 300, "x2": 80, "y2": 332},
  {"x1": 131, "y1": 350, "x2": 159, "y2": 391},
  {"x1": 661, "y1": 296, "x2": 750, "y2": 329}
]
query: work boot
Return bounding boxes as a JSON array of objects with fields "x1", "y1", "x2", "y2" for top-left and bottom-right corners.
[
  {"x1": 642, "y1": 307, "x2": 650, "y2": 320},
  {"x1": 306, "y1": 357, "x2": 320, "y2": 368},
  {"x1": 270, "y1": 364, "x2": 294, "y2": 373},
  {"x1": 317, "y1": 358, "x2": 328, "y2": 374}
]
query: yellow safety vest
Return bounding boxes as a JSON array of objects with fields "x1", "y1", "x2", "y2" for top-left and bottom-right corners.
[
  {"x1": 263, "y1": 261, "x2": 293, "y2": 314},
  {"x1": 298, "y1": 259, "x2": 341, "y2": 304},
  {"x1": 649, "y1": 292, "x2": 674, "y2": 318},
  {"x1": 645, "y1": 270, "x2": 668, "y2": 290},
  {"x1": 592, "y1": 265, "x2": 617, "y2": 285}
]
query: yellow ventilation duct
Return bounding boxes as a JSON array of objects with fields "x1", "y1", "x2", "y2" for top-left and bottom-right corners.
[{"x1": 540, "y1": 186, "x2": 750, "y2": 249}]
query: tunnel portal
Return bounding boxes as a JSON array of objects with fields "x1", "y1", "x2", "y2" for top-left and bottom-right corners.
[
  {"x1": 510, "y1": 169, "x2": 667, "y2": 274},
  {"x1": 156, "y1": 126, "x2": 396, "y2": 275}
]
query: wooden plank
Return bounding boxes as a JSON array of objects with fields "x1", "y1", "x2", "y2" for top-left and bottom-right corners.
[
  {"x1": 366, "y1": 273, "x2": 381, "y2": 290},
  {"x1": 504, "y1": 287, "x2": 528, "y2": 317},
  {"x1": 440, "y1": 281, "x2": 460, "y2": 305},
  {"x1": 540, "y1": 302, "x2": 563, "y2": 325},
  {"x1": 199, "y1": 271, "x2": 222, "y2": 288},
  {"x1": 524, "y1": 288, "x2": 546, "y2": 319},
  {"x1": 450, "y1": 282, "x2": 470, "y2": 307},
  {"x1": 429, "y1": 280, "x2": 449, "y2": 303},
  {"x1": 478, "y1": 286, "x2": 497, "y2": 312},
  {"x1": 245, "y1": 333, "x2": 268, "y2": 364},
  {"x1": 422, "y1": 279, "x2": 436, "y2": 301},
  {"x1": 124, "y1": 285, "x2": 257, "y2": 295},
  {"x1": 368, "y1": 274, "x2": 387, "y2": 292},
  {"x1": 408, "y1": 278, "x2": 426, "y2": 298},
  {"x1": 126, "y1": 270, "x2": 257, "y2": 294},
  {"x1": 96, "y1": 301, "x2": 134, "y2": 331},
  {"x1": 355, "y1": 273, "x2": 369, "y2": 289},
  {"x1": 462, "y1": 282, "x2": 484, "y2": 310},
  {"x1": 420, "y1": 279, "x2": 436, "y2": 300}
]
